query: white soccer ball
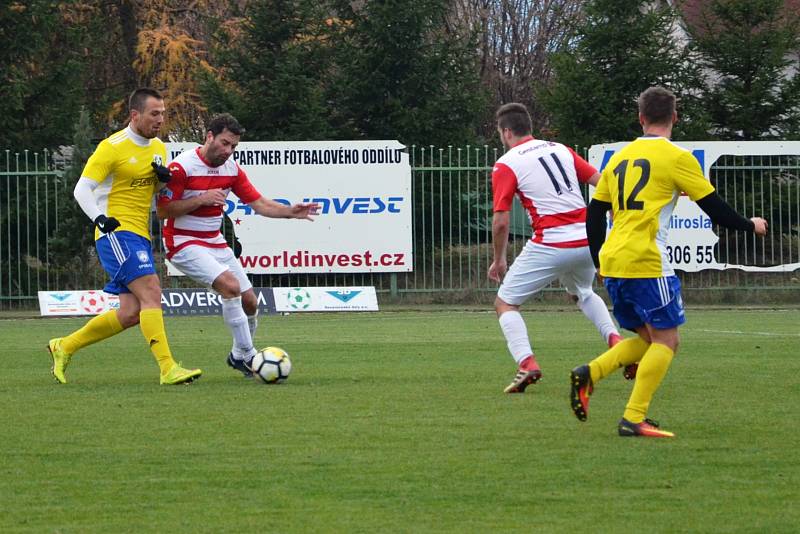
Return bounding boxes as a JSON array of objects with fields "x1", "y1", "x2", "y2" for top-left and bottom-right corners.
[{"x1": 251, "y1": 346, "x2": 292, "y2": 384}]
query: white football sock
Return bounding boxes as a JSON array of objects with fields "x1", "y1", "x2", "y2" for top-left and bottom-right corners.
[
  {"x1": 221, "y1": 296, "x2": 255, "y2": 360},
  {"x1": 234, "y1": 310, "x2": 260, "y2": 355},
  {"x1": 248, "y1": 310, "x2": 259, "y2": 344},
  {"x1": 576, "y1": 292, "x2": 619, "y2": 343},
  {"x1": 498, "y1": 310, "x2": 533, "y2": 364}
]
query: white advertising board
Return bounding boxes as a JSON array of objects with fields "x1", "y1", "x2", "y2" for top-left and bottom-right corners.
[
  {"x1": 274, "y1": 286, "x2": 378, "y2": 312},
  {"x1": 588, "y1": 141, "x2": 800, "y2": 272},
  {"x1": 38, "y1": 290, "x2": 120, "y2": 316},
  {"x1": 38, "y1": 287, "x2": 376, "y2": 316},
  {"x1": 165, "y1": 141, "x2": 412, "y2": 274}
]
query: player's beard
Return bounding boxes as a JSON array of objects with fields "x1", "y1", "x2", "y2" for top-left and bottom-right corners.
[{"x1": 208, "y1": 153, "x2": 227, "y2": 167}]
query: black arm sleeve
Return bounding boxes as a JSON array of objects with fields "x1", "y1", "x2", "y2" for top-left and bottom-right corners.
[
  {"x1": 586, "y1": 199, "x2": 612, "y2": 269},
  {"x1": 695, "y1": 192, "x2": 755, "y2": 232}
]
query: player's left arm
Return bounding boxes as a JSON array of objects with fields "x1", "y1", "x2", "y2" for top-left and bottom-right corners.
[
  {"x1": 233, "y1": 165, "x2": 318, "y2": 220},
  {"x1": 488, "y1": 210, "x2": 511, "y2": 283},
  {"x1": 696, "y1": 193, "x2": 767, "y2": 235},
  {"x1": 567, "y1": 147, "x2": 600, "y2": 185},
  {"x1": 150, "y1": 144, "x2": 171, "y2": 190},
  {"x1": 488, "y1": 162, "x2": 517, "y2": 283},
  {"x1": 249, "y1": 197, "x2": 319, "y2": 221},
  {"x1": 675, "y1": 152, "x2": 767, "y2": 235}
]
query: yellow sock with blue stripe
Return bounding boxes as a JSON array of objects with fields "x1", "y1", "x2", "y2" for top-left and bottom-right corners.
[
  {"x1": 623, "y1": 343, "x2": 675, "y2": 423},
  {"x1": 139, "y1": 308, "x2": 176, "y2": 375},
  {"x1": 61, "y1": 310, "x2": 124, "y2": 355},
  {"x1": 588, "y1": 337, "x2": 650, "y2": 383}
]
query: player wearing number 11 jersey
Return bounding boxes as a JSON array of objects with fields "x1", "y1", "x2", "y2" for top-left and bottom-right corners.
[
  {"x1": 571, "y1": 86, "x2": 768, "y2": 438},
  {"x1": 488, "y1": 103, "x2": 621, "y2": 395}
]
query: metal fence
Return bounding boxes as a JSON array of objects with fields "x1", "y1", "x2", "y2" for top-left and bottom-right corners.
[{"x1": 1, "y1": 145, "x2": 799, "y2": 309}]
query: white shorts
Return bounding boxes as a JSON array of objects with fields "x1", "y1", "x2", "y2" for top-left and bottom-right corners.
[
  {"x1": 168, "y1": 245, "x2": 253, "y2": 292},
  {"x1": 497, "y1": 241, "x2": 597, "y2": 306}
]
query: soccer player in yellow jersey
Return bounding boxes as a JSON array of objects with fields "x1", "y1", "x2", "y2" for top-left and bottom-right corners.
[
  {"x1": 570, "y1": 86, "x2": 768, "y2": 437},
  {"x1": 47, "y1": 88, "x2": 202, "y2": 385}
]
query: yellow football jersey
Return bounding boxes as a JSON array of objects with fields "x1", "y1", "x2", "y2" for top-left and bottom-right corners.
[
  {"x1": 81, "y1": 127, "x2": 166, "y2": 240},
  {"x1": 593, "y1": 137, "x2": 715, "y2": 278}
]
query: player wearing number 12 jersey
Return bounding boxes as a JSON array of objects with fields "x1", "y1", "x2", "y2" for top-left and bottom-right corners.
[
  {"x1": 571, "y1": 86, "x2": 768, "y2": 438},
  {"x1": 488, "y1": 103, "x2": 621, "y2": 395}
]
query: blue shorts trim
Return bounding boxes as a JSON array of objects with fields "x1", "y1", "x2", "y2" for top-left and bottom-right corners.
[
  {"x1": 604, "y1": 276, "x2": 686, "y2": 332},
  {"x1": 96, "y1": 231, "x2": 156, "y2": 294}
]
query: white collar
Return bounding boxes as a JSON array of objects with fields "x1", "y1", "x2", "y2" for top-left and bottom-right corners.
[{"x1": 126, "y1": 125, "x2": 151, "y2": 147}]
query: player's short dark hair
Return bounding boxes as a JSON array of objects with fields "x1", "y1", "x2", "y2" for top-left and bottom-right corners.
[
  {"x1": 128, "y1": 88, "x2": 163, "y2": 113},
  {"x1": 638, "y1": 86, "x2": 676, "y2": 125},
  {"x1": 495, "y1": 103, "x2": 532, "y2": 136},
  {"x1": 207, "y1": 113, "x2": 245, "y2": 137}
]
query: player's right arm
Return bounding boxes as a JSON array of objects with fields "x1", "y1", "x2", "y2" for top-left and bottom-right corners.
[
  {"x1": 156, "y1": 189, "x2": 228, "y2": 219},
  {"x1": 488, "y1": 162, "x2": 516, "y2": 282},
  {"x1": 155, "y1": 162, "x2": 227, "y2": 219},
  {"x1": 489, "y1": 210, "x2": 511, "y2": 282},
  {"x1": 73, "y1": 140, "x2": 120, "y2": 233},
  {"x1": 586, "y1": 165, "x2": 613, "y2": 268}
]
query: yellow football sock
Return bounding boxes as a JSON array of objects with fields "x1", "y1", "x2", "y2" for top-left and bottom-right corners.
[
  {"x1": 623, "y1": 343, "x2": 675, "y2": 424},
  {"x1": 139, "y1": 308, "x2": 176, "y2": 375},
  {"x1": 588, "y1": 337, "x2": 650, "y2": 383},
  {"x1": 60, "y1": 310, "x2": 124, "y2": 355}
]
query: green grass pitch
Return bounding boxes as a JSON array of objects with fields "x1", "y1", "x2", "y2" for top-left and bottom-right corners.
[{"x1": 1, "y1": 308, "x2": 798, "y2": 532}]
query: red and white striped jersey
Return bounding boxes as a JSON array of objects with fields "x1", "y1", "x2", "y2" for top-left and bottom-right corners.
[
  {"x1": 158, "y1": 147, "x2": 261, "y2": 259},
  {"x1": 492, "y1": 137, "x2": 597, "y2": 248}
]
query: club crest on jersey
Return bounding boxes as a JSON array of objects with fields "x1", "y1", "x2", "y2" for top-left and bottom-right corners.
[
  {"x1": 136, "y1": 250, "x2": 149, "y2": 263},
  {"x1": 152, "y1": 155, "x2": 164, "y2": 166}
]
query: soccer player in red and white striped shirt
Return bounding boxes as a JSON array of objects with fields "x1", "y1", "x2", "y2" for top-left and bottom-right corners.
[
  {"x1": 488, "y1": 103, "x2": 621, "y2": 394},
  {"x1": 157, "y1": 114, "x2": 318, "y2": 376}
]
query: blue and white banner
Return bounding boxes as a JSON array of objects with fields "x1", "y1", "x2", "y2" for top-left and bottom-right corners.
[
  {"x1": 166, "y1": 140, "x2": 412, "y2": 274},
  {"x1": 274, "y1": 286, "x2": 378, "y2": 312}
]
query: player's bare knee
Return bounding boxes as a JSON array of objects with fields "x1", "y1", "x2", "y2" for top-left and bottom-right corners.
[
  {"x1": 128, "y1": 275, "x2": 162, "y2": 308},
  {"x1": 495, "y1": 296, "x2": 517, "y2": 316},
  {"x1": 118, "y1": 311, "x2": 140, "y2": 328},
  {"x1": 213, "y1": 272, "x2": 241, "y2": 299}
]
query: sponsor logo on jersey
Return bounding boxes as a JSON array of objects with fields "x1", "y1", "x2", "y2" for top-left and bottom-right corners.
[{"x1": 130, "y1": 176, "x2": 156, "y2": 188}]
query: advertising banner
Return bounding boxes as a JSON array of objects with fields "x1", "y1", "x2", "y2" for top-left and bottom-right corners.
[
  {"x1": 273, "y1": 286, "x2": 379, "y2": 312},
  {"x1": 166, "y1": 141, "x2": 412, "y2": 274},
  {"x1": 160, "y1": 288, "x2": 276, "y2": 316},
  {"x1": 38, "y1": 290, "x2": 119, "y2": 316},
  {"x1": 39, "y1": 287, "x2": 375, "y2": 316},
  {"x1": 588, "y1": 141, "x2": 800, "y2": 272}
]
